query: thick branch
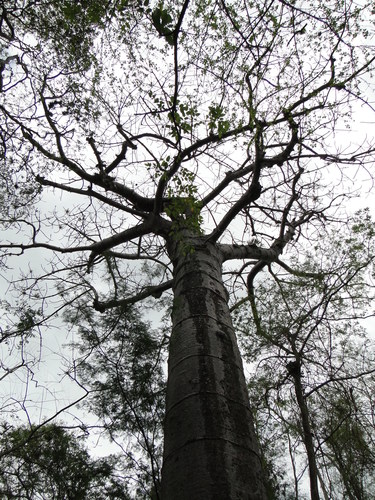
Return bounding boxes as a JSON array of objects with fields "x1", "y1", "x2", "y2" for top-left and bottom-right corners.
[
  {"x1": 153, "y1": 122, "x2": 256, "y2": 213},
  {"x1": 200, "y1": 158, "x2": 256, "y2": 208},
  {"x1": 35, "y1": 175, "x2": 146, "y2": 217},
  {"x1": 1, "y1": 216, "x2": 169, "y2": 260},
  {"x1": 86, "y1": 215, "x2": 169, "y2": 269},
  {"x1": 219, "y1": 244, "x2": 268, "y2": 262},
  {"x1": 210, "y1": 121, "x2": 299, "y2": 242},
  {"x1": 93, "y1": 279, "x2": 173, "y2": 312}
]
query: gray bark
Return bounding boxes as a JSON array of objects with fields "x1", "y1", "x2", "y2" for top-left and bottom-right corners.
[{"x1": 161, "y1": 236, "x2": 266, "y2": 499}]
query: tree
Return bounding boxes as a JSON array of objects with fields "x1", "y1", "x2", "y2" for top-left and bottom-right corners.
[
  {"x1": 0, "y1": 423, "x2": 130, "y2": 499},
  {"x1": 235, "y1": 211, "x2": 375, "y2": 498},
  {"x1": 319, "y1": 384, "x2": 375, "y2": 499},
  {"x1": 65, "y1": 294, "x2": 167, "y2": 498},
  {"x1": 1, "y1": 0, "x2": 375, "y2": 498}
]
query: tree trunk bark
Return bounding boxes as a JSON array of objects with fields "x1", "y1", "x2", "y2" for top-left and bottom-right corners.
[{"x1": 161, "y1": 237, "x2": 266, "y2": 499}]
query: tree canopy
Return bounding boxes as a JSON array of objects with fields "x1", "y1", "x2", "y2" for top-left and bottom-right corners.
[
  {"x1": 0, "y1": 423, "x2": 130, "y2": 499},
  {"x1": 1, "y1": 0, "x2": 375, "y2": 498}
]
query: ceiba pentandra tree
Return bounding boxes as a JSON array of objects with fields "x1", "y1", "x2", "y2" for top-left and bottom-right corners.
[{"x1": 1, "y1": 0, "x2": 374, "y2": 498}]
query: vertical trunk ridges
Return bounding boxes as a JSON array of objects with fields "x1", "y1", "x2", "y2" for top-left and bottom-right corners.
[{"x1": 161, "y1": 240, "x2": 266, "y2": 499}]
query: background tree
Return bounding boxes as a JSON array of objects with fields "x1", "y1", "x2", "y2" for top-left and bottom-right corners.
[
  {"x1": 235, "y1": 211, "x2": 375, "y2": 498},
  {"x1": 65, "y1": 293, "x2": 167, "y2": 498},
  {"x1": 0, "y1": 423, "x2": 130, "y2": 499},
  {"x1": 1, "y1": 0, "x2": 375, "y2": 498}
]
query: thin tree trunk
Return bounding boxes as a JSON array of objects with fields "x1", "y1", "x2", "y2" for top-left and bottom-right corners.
[
  {"x1": 292, "y1": 365, "x2": 320, "y2": 500},
  {"x1": 161, "y1": 237, "x2": 266, "y2": 499},
  {"x1": 317, "y1": 468, "x2": 330, "y2": 500}
]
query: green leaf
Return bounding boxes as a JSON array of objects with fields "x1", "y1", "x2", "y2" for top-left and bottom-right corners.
[{"x1": 151, "y1": 5, "x2": 174, "y2": 45}]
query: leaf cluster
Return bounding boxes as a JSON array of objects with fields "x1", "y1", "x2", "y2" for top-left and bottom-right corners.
[
  {"x1": 0, "y1": 423, "x2": 129, "y2": 499},
  {"x1": 64, "y1": 298, "x2": 166, "y2": 498}
]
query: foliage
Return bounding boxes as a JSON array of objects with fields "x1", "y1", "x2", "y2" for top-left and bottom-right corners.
[
  {"x1": 64, "y1": 295, "x2": 167, "y2": 498},
  {"x1": 0, "y1": 423, "x2": 130, "y2": 499},
  {"x1": 0, "y1": 0, "x2": 375, "y2": 497},
  {"x1": 320, "y1": 388, "x2": 375, "y2": 499},
  {"x1": 234, "y1": 211, "x2": 375, "y2": 498}
]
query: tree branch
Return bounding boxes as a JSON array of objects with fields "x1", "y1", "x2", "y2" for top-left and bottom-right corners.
[{"x1": 93, "y1": 279, "x2": 173, "y2": 312}]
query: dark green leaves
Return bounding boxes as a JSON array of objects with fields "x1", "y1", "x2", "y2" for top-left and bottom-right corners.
[
  {"x1": 0, "y1": 424, "x2": 129, "y2": 499},
  {"x1": 152, "y1": 5, "x2": 175, "y2": 45}
]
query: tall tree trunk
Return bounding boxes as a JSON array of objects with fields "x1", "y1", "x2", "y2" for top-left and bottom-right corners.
[{"x1": 161, "y1": 237, "x2": 266, "y2": 499}]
